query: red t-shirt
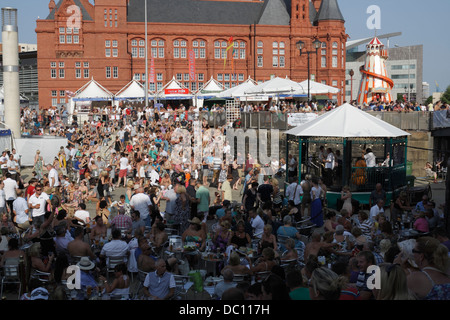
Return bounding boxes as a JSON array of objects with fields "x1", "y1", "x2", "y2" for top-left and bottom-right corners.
[
  {"x1": 339, "y1": 286, "x2": 360, "y2": 300},
  {"x1": 26, "y1": 185, "x2": 35, "y2": 199}
]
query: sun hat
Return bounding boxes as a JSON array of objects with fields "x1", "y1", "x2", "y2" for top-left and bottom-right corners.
[
  {"x1": 30, "y1": 287, "x2": 49, "y2": 300},
  {"x1": 77, "y1": 256, "x2": 96, "y2": 271},
  {"x1": 188, "y1": 217, "x2": 202, "y2": 225}
]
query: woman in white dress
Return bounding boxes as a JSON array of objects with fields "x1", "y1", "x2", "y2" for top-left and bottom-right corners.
[
  {"x1": 310, "y1": 177, "x2": 324, "y2": 227},
  {"x1": 341, "y1": 185, "x2": 353, "y2": 215}
]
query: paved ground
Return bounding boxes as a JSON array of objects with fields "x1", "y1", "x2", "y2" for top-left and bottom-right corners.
[{"x1": 3, "y1": 167, "x2": 446, "y2": 299}]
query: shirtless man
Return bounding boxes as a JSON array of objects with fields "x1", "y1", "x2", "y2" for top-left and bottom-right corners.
[
  {"x1": 304, "y1": 231, "x2": 336, "y2": 260},
  {"x1": 67, "y1": 227, "x2": 97, "y2": 261},
  {"x1": 137, "y1": 237, "x2": 178, "y2": 274},
  {"x1": 148, "y1": 222, "x2": 168, "y2": 256},
  {"x1": 90, "y1": 215, "x2": 108, "y2": 242}
]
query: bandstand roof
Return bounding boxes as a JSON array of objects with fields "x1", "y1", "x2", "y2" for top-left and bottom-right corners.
[{"x1": 285, "y1": 103, "x2": 411, "y2": 138}]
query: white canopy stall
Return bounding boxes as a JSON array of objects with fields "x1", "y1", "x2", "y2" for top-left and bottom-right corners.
[
  {"x1": 194, "y1": 76, "x2": 225, "y2": 108},
  {"x1": 114, "y1": 80, "x2": 150, "y2": 106},
  {"x1": 285, "y1": 103, "x2": 411, "y2": 208},
  {"x1": 155, "y1": 77, "x2": 195, "y2": 104},
  {"x1": 70, "y1": 78, "x2": 114, "y2": 115}
]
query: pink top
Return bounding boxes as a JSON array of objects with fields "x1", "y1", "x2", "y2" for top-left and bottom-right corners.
[{"x1": 414, "y1": 217, "x2": 429, "y2": 233}]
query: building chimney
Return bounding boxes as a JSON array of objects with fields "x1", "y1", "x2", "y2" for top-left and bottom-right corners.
[{"x1": 49, "y1": 0, "x2": 56, "y2": 13}]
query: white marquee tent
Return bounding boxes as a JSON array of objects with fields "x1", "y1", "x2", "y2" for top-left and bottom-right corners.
[
  {"x1": 285, "y1": 103, "x2": 410, "y2": 138},
  {"x1": 114, "y1": 79, "x2": 148, "y2": 101},
  {"x1": 69, "y1": 78, "x2": 114, "y2": 114},
  {"x1": 156, "y1": 77, "x2": 194, "y2": 101},
  {"x1": 244, "y1": 76, "x2": 306, "y2": 96},
  {"x1": 195, "y1": 76, "x2": 225, "y2": 99}
]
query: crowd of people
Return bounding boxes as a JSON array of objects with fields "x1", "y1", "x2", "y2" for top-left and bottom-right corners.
[{"x1": 0, "y1": 100, "x2": 448, "y2": 302}]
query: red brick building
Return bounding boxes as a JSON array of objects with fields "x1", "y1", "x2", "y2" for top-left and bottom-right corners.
[{"x1": 36, "y1": 0, "x2": 347, "y2": 108}]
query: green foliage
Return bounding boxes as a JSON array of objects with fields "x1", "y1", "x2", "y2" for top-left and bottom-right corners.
[
  {"x1": 425, "y1": 95, "x2": 433, "y2": 105},
  {"x1": 441, "y1": 86, "x2": 450, "y2": 104}
]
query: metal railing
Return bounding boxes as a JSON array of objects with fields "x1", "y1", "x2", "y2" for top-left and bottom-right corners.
[{"x1": 349, "y1": 165, "x2": 406, "y2": 192}]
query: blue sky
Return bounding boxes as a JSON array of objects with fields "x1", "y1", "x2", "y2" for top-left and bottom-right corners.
[{"x1": 1, "y1": 0, "x2": 448, "y2": 93}]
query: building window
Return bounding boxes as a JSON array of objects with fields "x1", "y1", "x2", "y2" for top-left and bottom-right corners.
[
  {"x1": 193, "y1": 40, "x2": 198, "y2": 47},
  {"x1": 174, "y1": 40, "x2": 180, "y2": 47},
  {"x1": 174, "y1": 47, "x2": 180, "y2": 58},
  {"x1": 157, "y1": 73, "x2": 163, "y2": 81},
  {"x1": 332, "y1": 80, "x2": 338, "y2": 87},
  {"x1": 180, "y1": 40, "x2": 187, "y2": 47},
  {"x1": 158, "y1": 40, "x2": 164, "y2": 47},
  {"x1": 105, "y1": 40, "x2": 111, "y2": 47},
  {"x1": 139, "y1": 40, "x2": 145, "y2": 47},
  {"x1": 84, "y1": 69, "x2": 89, "y2": 78},
  {"x1": 66, "y1": 35, "x2": 72, "y2": 44},
  {"x1": 224, "y1": 74, "x2": 230, "y2": 81},
  {"x1": 321, "y1": 80, "x2": 326, "y2": 85},
  {"x1": 198, "y1": 74, "x2": 204, "y2": 81},
  {"x1": 191, "y1": 82, "x2": 197, "y2": 91},
  {"x1": 132, "y1": 47, "x2": 138, "y2": 58},
  {"x1": 240, "y1": 49, "x2": 246, "y2": 59},
  {"x1": 59, "y1": 69, "x2": 65, "y2": 78},
  {"x1": 60, "y1": 98, "x2": 66, "y2": 104},
  {"x1": 184, "y1": 73, "x2": 189, "y2": 81},
  {"x1": 113, "y1": 67, "x2": 118, "y2": 78},
  {"x1": 193, "y1": 48, "x2": 199, "y2": 59},
  {"x1": 113, "y1": 49, "x2": 118, "y2": 57},
  {"x1": 74, "y1": 28, "x2": 79, "y2": 34},
  {"x1": 257, "y1": 56, "x2": 263, "y2": 67},
  {"x1": 59, "y1": 35, "x2": 65, "y2": 44},
  {"x1": 134, "y1": 73, "x2": 140, "y2": 81},
  {"x1": 75, "y1": 69, "x2": 81, "y2": 78},
  {"x1": 332, "y1": 55, "x2": 338, "y2": 68},
  {"x1": 157, "y1": 82, "x2": 163, "y2": 91},
  {"x1": 59, "y1": 27, "x2": 65, "y2": 34},
  {"x1": 217, "y1": 74, "x2": 223, "y2": 81},
  {"x1": 214, "y1": 41, "x2": 220, "y2": 47},
  {"x1": 131, "y1": 39, "x2": 137, "y2": 46},
  {"x1": 176, "y1": 73, "x2": 182, "y2": 81},
  {"x1": 151, "y1": 40, "x2": 157, "y2": 47},
  {"x1": 75, "y1": 62, "x2": 81, "y2": 68},
  {"x1": 257, "y1": 41, "x2": 263, "y2": 47},
  {"x1": 257, "y1": 48, "x2": 263, "y2": 55},
  {"x1": 139, "y1": 47, "x2": 145, "y2": 58},
  {"x1": 272, "y1": 56, "x2": 278, "y2": 67},
  {"x1": 106, "y1": 67, "x2": 111, "y2": 78},
  {"x1": 59, "y1": 62, "x2": 65, "y2": 68},
  {"x1": 142, "y1": 74, "x2": 146, "y2": 81},
  {"x1": 215, "y1": 48, "x2": 220, "y2": 59},
  {"x1": 84, "y1": 62, "x2": 89, "y2": 68},
  {"x1": 52, "y1": 98, "x2": 58, "y2": 106},
  {"x1": 105, "y1": 48, "x2": 111, "y2": 57},
  {"x1": 60, "y1": 90, "x2": 65, "y2": 97},
  {"x1": 280, "y1": 56, "x2": 285, "y2": 68},
  {"x1": 180, "y1": 47, "x2": 187, "y2": 58},
  {"x1": 73, "y1": 35, "x2": 79, "y2": 44},
  {"x1": 51, "y1": 69, "x2": 56, "y2": 78},
  {"x1": 149, "y1": 83, "x2": 155, "y2": 91},
  {"x1": 151, "y1": 47, "x2": 157, "y2": 58},
  {"x1": 273, "y1": 41, "x2": 278, "y2": 48},
  {"x1": 322, "y1": 49, "x2": 326, "y2": 56},
  {"x1": 112, "y1": 40, "x2": 117, "y2": 47},
  {"x1": 321, "y1": 42, "x2": 327, "y2": 48},
  {"x1": 200, "y1": 40, "x2": 206, "y2": 47},
  {"x1": 158, "y1": 48, "x2": 164, "y2": 58},
  {"x1": 321, "y1": 56, "x2": 327, "y2": 68},
  {"x1": 332, "y1": 42, "x2": 338, "y2": 48}
]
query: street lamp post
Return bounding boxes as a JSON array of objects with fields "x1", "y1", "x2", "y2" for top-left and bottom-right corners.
[
  {"x1": 349, "y1": 69, "x2": 354, "y2": 102},
  {"x1": 296, "y1": 39, "x2": 321, "y2": 103},
  {"x1": 144, "y1": 0, "x2": 148, "y2": 108}
]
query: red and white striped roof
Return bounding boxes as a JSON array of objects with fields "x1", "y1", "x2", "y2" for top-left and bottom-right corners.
[{"x1": 369, "y1": 37, "x2": 383, "y2": 45}]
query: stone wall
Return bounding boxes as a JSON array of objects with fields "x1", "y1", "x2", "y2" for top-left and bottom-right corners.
[{"x1": 406, "y1": 130, "x2": 433, "y2": 178}]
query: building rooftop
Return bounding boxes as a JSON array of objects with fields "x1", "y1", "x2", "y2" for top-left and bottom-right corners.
[{"x1": 315, "y1": 0, "x2": 345, "y2": 22}]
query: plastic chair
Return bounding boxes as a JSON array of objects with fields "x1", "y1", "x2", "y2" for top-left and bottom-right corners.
[
  {"x1": 1, "y1": 264, "x2": 22, "y2": 300},
  {"x1": 106, "y1": 256, "x2": 126, "y2": 280},
  {"x1": 133, "y1": 269, "x2": 149, "y2": 299},
  {"x1": 254, "y1": 271, "x2": 271, "y2": 282},
  {"x1": 173, "y1": 275, "x2": 190, "y2": 300},
  {"x1": 30, "y1": 269, "x2": 51, "y2": 284}
]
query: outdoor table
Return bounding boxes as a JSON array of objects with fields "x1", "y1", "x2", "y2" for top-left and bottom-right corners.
[{"x1": 201, "y1": 252, "x2": 225, "y2": 276}]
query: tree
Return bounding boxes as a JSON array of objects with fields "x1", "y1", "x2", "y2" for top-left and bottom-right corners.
[
  {"x1": 441, "y1": 86, "x2": 450, "y2": 104},
  {"x1": 424, "y1": 95, "x2": 433, "y2": 105}
]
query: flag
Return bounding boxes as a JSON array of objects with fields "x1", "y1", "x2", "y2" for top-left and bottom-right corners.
[
  {"x1": 224, "y1": 36, "x2": 234, "y2": 69},
  {"x1": 435, "y1": 80, "x2": 440, "y2": 92}
]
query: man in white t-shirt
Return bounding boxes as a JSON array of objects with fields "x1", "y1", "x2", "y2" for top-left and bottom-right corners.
[
  {"x1": 249, "y1": 207, "x2": 264, "y2": 239},
  {"x1": 4, "y1": 172, "x2": 18, "y2": 215},
  {"x1": 116, "y1": 153, "x2": 129, "y2": 188},
  {"x1": 47, "y1": 164, "x2": 60, "y2": 188},
  {"x1": 73, "y1": 203, "x2": 91, "y2": 225},
  {"x1": 28, "y1": 184, "x2": 51, "y2": 225},
  {"x1": 369, "y1": 199, "x2": 385, "y2": 222},
  {"x1": 130, "y1": 187, "x2": 153, "y2": 227},
  {"x1": 13, "y1": 189, "x2": 31, "y2": 231},
  {"x1": 0, "y1": 150, "x2": 9, "y2": 176},
  {"x1": 7, "y1": 153, "x2": 19, "y2": 180},
  {"x1": 363, "y1": 148, "x2": 376, "y2": 168}
]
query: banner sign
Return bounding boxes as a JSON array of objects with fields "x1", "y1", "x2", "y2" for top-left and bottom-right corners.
[
  {"x1": 188, "y1": 49, "x2": 195, "y2": 81},
  {"x1": 287, "y1": 113, "x2": 318, "y2": 126},
  {"x1": 164, "y1": 88, "x2": 189, "y2": 95},
  {"x1": 149, "y1": 57, "x2": 155, "y2": 83}
]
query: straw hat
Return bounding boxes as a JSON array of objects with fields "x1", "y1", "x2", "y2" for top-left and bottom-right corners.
[{"x1": 188, "y1": 217, "x2": 202, "y2": 225}]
